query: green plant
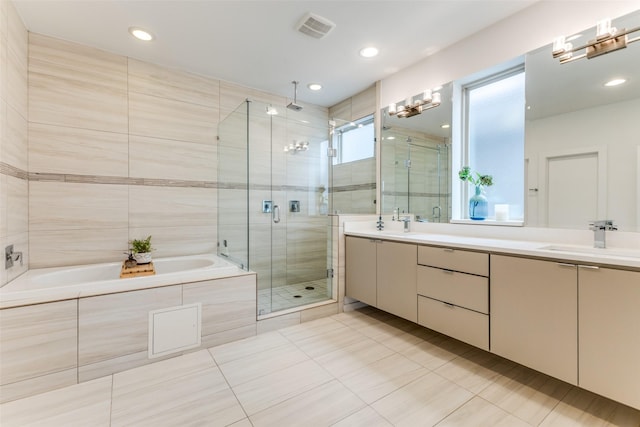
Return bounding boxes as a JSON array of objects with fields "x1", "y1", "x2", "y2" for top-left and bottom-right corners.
[
  {"x1": 130, "y1": 235, "x2": 153, "y2": 254},
  {"x1": 458, "y1": 166, "x2": 494, "y2": 188}
]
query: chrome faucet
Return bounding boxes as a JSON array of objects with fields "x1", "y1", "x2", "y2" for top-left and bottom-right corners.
[
  {"x1": 400, "y1": 215, "x2": 411, "y2": 232},
  {"x1": 5, "y1": 245, "x2": 23, "y2": 269},
  {"x1": 589, "y1": 220, "x2": 617, "y2": 248}
]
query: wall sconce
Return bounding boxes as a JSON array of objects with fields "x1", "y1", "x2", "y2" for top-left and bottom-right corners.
[
  {"x1": 388, "y1": 89, "x2": 441, "y2": 118},
  {"x1": 284, "y1": 140, "x2": 309, "y2": 153},
  {"x1": 552, "y1": 18, "x2": 640, "y2": 64}
]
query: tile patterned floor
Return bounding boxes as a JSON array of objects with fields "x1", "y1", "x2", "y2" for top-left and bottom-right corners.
[
  {"x1": 258, "y1": 279, "x2": 330, "y2": 315},
  {"x1": 2, "y1": 306, "x2": 639, "y2": 427}
]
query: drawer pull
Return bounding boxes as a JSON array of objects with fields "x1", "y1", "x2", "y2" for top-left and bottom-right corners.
[
  {"x1": 442, "y1": 269, "x2": 455, "y2": 274},
  {"x1": 579, "y1": 265, "x2": 600, "y2": 270},
  {"x1": 557, "y1": 263, "x2": 575, "y2": 268},
  {"x1": 443, "y1": 302, "x2": 455, "y2": 308}
]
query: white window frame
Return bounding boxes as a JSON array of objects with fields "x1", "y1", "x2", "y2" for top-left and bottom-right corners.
[{"x1": 452, "y1": 63, "x2": 525, "y2": 225}]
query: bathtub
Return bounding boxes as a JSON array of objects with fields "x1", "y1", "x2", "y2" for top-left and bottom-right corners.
[{"x1": 0, "y1": 254, "x2": 242, "y2": 309}]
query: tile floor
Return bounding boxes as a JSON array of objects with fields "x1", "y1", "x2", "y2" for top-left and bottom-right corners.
[
  {"x1": 258, "y1": 279, "x2": 330, "y2": 315},
  {"x1": 2, "y1": 306, "x2": 639, "y2": 427}
]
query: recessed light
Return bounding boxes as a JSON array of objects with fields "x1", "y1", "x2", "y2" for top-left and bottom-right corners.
[
  {"x1": 359, "y1": 47, "x2": 379, "y2": 58},
  {"x1": 386, "y1": 136, "x2": 395, "y2": 140},
  {"x1": 441, "y1": 124, "x2": 450, "y2": 129},
  {"x1": 129, "y1": 27, "x2": 154, "y2": 41},
  {"x1": 604, "y1": 78, "x2": 626, "y2": 87},
  {"x1": 308, "y1": 83, "x2": 322, "y2": 91}
]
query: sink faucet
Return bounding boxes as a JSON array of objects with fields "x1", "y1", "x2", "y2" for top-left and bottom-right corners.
[
  {"x1": 589, "y1": 220, "x2": 617, "y2": 248},
  {"x1": 400, "y1": 215, "x2": 411, "y2": 233}
]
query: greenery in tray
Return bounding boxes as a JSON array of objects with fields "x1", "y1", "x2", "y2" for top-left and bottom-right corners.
[{"x1": 130, "y1": 235, "x2": 153, "y2": 254}]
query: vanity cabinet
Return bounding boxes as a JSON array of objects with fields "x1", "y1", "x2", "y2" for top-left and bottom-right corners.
[
  {"x1": 417, "y1": 246, "x2": 489, "y2": 350},
  {"x1": 345, "y1": 236, "x2": 377, "y2": 307},
  {"x1": 490, "y1": 255, "x2": 578, "y2": 385},
  {"x1": 578, "y1": 267, "x2": 640, "y2": 409},
  {"x1": 345, "y1": 236, "x2": 417, "y2": 322}
]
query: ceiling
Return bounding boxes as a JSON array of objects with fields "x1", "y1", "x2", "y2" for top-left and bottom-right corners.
[{"x1": 13, "y1": 0, "x2": 538, "y2": 107}]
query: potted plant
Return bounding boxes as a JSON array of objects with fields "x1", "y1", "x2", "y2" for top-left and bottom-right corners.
[
  {"x1": 130, "y1": 235, "x2": 153, "y2": 264},
  {"x1": 459, "y1": 166, "x2": 494, "y2": 220}
]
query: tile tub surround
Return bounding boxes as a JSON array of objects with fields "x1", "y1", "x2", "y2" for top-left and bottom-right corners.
[
  {"x1": 0, "y1": 257, "x2": 257, "y2": 403},
  {"x1": 2, "y1": 307, "x2": 639, "y2": 426},
  {"x1": 0, "y1": 0, "x2": 29, "y2": 286}
]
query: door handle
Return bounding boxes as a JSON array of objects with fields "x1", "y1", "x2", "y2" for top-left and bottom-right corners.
[{"x1": 273, "y1": 204, "x2": 280, "y2": 223}]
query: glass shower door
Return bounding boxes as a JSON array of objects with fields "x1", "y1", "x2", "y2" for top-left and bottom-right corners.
[
  {"x1": 217, "y1": 101, "x2": 249, "y2": 269},
  {"x1": 248, "y1": 101, "x2": 332, "y2": 316}
]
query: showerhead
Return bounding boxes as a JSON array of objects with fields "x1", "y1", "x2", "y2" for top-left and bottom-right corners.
[
  {"x1": 287, "y1": 81, "x2": 303, "y2": 111},
  {"x1": 287, "y1": 102, "x2": 303, "y2": 111}
]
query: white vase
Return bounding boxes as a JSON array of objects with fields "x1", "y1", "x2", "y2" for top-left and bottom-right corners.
[{"x1": 133, "y1": 252, "x2": 152, "y2": 264}]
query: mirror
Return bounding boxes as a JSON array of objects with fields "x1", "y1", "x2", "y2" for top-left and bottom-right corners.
[
  {"x1": 379, "y1": 10, "x2": 639, "y2": 231},
  {"x1": 381, "y1": 83, "x2": 453, "y2": 222},
  {"x1": 525, "y1": 10, "x2": 640, "y2": 231}
]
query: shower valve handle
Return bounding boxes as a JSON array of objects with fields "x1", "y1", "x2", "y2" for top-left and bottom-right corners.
[{"x1": 273, "y1": 205, "x2": 281, "y2": 223}]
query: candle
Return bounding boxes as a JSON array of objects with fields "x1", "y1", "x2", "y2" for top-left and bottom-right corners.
[{"x1": 495, "y1": 204, "x2": 509, "y2": 221}]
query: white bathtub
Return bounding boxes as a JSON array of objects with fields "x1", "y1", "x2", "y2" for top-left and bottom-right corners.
[{"x1": 0, "y1": 254, "x2": 242, "y2": 309}]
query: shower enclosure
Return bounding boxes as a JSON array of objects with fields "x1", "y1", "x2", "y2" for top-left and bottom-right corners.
[{"x1": 217, "y1": 100, "x2": 333, "y2": 316}]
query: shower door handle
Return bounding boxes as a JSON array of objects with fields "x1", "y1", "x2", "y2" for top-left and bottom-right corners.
[{"x1": 272, "y1": 204, "x2": 280, "y2": 223}]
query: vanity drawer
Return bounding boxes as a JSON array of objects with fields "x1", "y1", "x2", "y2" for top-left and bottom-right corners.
[
  {"x1": 417, "y1": 266, "x2": 488, "y2": 314},
  {"x1": 418, "y1": 296, "x2": 489, "y2": 351},
  {"x1": 418, "y1": 245, "x2": 488, "y2": 276}
]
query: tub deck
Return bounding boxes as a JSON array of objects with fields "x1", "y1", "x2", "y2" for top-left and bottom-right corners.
[{"x1": 0, "y1": 254, "x2": 244, "y2": 309}]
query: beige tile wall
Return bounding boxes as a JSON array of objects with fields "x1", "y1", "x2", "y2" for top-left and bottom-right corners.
[
  {"x1": 0, "y1": 0, "x2": 28, "y2": 285},
  {"x1": 328, "y1": 85, "x2": 377, "y2": 215},
  {"x1": 23, "y1": 33, "x2": 328, "y2": 269}
]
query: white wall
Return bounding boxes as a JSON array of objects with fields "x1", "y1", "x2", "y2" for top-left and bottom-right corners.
[
  {"x1": 381, "y1": 1, "x2": 640, "y2": 106},
  {"x1": 526, "y1": 98, "x2": 640, "y2": 230}
]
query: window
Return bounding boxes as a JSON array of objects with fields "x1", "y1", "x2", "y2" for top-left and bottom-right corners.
[
  {"x1": 459, "y1": 66, "x2": 525, "y2": 222},
  {"x1": 334, "y1": 115, "x2": 375, "y2": 165}
]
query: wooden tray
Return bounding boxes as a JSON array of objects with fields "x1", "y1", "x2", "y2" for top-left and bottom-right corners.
[{"x1": 120, "y1": 261, "x2": 156, "y2": 279}]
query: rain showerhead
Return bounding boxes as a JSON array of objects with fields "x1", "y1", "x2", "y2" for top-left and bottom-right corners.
[{"x1": 287, "y1": 81, "x2": 303, "y2": 111}]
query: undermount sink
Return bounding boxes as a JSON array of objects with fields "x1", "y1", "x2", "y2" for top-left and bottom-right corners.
[{"x1": 539, "y1": 245, "x2": 640, "y2": 259}]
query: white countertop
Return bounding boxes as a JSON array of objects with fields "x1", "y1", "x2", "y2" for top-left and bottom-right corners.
[{"x1": 345, "y1": 224, "x2": 640, "y2": 270}]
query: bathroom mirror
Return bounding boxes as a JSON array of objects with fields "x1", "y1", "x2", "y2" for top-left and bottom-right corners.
[
  {"x1": 380, "y1": 82, "x2": 453, "y2": 222},
  {"x1": 524, "y1": 10, "x2": 640, "y2": 231}
]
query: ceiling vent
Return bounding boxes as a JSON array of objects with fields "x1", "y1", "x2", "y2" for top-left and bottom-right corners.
[{"x1": 297, "y1": 13, "x2": 336, "y2": 39}]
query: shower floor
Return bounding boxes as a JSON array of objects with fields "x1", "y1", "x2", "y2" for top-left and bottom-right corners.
[{"x1": 257, "y1": 279, "x2": 330, "y2": 315}]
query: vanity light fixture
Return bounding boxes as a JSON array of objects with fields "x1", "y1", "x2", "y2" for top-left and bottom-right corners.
[
  {"x1": 604, "y1": 78, "x2": 626, "y2": 87},
  {"x1": 552, "y1": 18, "x2": 639, "y2": 64},
  {"x1": 359, "y1": 47, "x2": 379, "y2": 58},
  {"x1": 129, "y1": 26, "x2": 154, "y2": 41},
  {"x1": 388, "y1": 89, "x2": 442, "y2": 118},
  {"x1": 308, "y1": 83, "x2": 322, "y2": 91}
]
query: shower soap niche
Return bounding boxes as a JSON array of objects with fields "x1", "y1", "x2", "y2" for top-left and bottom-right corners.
[{"x1": 290, "y1": 200, "x2": 300, "y2": 213}]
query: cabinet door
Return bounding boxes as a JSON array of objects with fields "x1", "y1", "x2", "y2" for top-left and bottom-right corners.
[
  {"x1": 491, "y1": 255, "x2": 577, "y2": 384},
  {"x1": 377, "y1": 241, "x2": 417, "y2": 322},
  {"x1": 579, "y1": 267, "x2": 640, "y2": 410},
  {"x1": 345, "y1": 237, "x2": 377, "y2": 306}
]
